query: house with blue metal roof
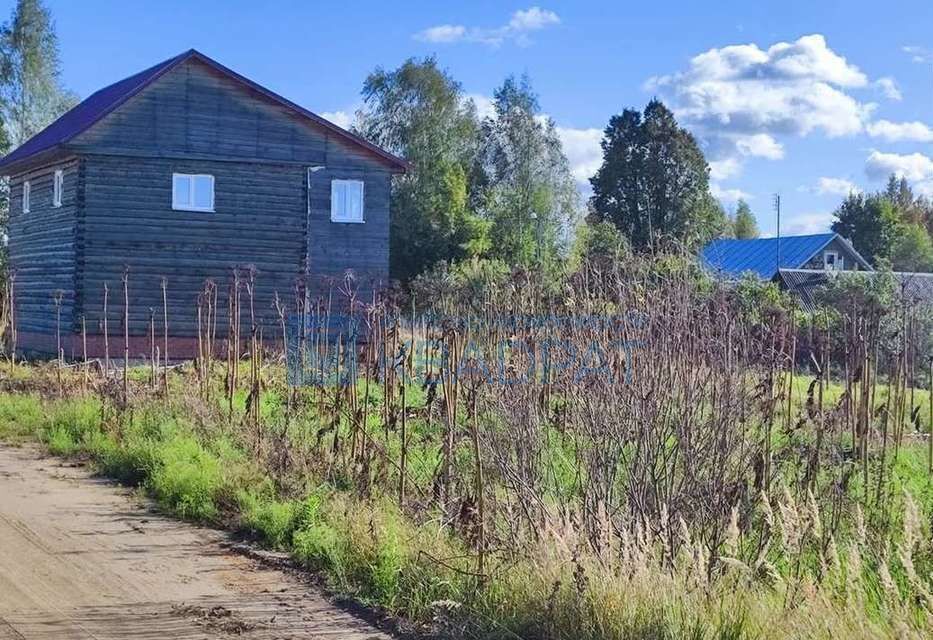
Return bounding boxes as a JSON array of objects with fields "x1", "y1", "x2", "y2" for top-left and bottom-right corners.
[{"x1": 701, "y1": 233, "x2": 872, "y2": 280}]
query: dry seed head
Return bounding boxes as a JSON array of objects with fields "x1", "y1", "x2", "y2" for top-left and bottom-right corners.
[
  {"x1": 878, "y1": 548, "x2": 900, "y2": 605},
  {"x1": 759, "y1": 490, "x2": 774, "y2": 529},
  {"x1": 902, "y1": 489, "x2": 921, "y2": 551},
  {"x1": 778, "y1": 488, "x2": 802, "y2": 556},
  {"x1": 724, "y1": 505, "x2": 740, "y2": 557},
  {"x1": 807, "y1": 489, "x2": 823, "y2": 540},
  {"x1": 855, "y1": 505, "x2": 867, "y2": 547}
]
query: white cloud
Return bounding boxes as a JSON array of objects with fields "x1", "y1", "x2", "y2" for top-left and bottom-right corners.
[
  {"x1": 734, "y1": 133, "x2": 784, "y2": 159},
  {"x1": 415, "y1": 7, "x2": 560, "y2": 47},
  {"x1": 784, "y1": 212, "x2": 834, "y2": 235},
  {"x1": 710, "y1": 183, "x2": 751, "y2": 205},
  {"x1": 415, "y1": 25, "x2": 466, "y2": 43},
  {"x1": 874, "y1": 77, "x2": 902, "y2": 101},
  {"x1": 320, "y1": 110, "x2": 355, "y2": 130},
  {"x1": 555, "y1": 126, "x2": 603, "y2": 185},
  {"x1": 864, "y1": 150, "x2": 933, "y2": 197},
  {"x1": 709, "y1": 157, "x2": 741, "y2": 180},
  {"x1": 903, "y1": 45, "x2": 933, "y2": 64},
  {"x1": 865, "y1": 150, "x2": 933, "y2": 181},
  {"x1": 466, "y1": 92, "x2": 600, "y2": 189},
  {"x1": 814, "y1": 176, "x2": 860, "y2": 196},
  {"x1": 509, "y1": 7, "x2": 559, "y2": 31},
  {"x1": 465, "y1": 93, "x2": 496, "y2": 120},
  {"x1": 648, "y1": 34, "x2": 875, "y2": 178},
  {"x1": 865, "y1": 119, "x2": 933, "y2": 143}
]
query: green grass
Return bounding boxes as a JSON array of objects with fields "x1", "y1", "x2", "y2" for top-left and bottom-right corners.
[{"x1": 0, "y1": 370, "x2": 931, "y2": 639}]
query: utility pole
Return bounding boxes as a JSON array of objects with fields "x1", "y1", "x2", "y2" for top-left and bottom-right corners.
[{"x1": 773, "y1": 194, "x2": 781, "y2": 274}]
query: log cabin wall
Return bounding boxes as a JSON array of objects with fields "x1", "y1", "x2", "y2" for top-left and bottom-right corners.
[{"x1": 9, "y1": 57, "x2": 396, "y2": 357}]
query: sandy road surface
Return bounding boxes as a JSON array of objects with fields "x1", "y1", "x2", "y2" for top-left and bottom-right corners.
[{"x1": 0, "y1": 445, "x2": 391, "y2": 639}]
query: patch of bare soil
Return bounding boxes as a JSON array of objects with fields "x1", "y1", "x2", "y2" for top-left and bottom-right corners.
[{"x1": 0, "y1": 444, "x2": 392, "y2": 639}]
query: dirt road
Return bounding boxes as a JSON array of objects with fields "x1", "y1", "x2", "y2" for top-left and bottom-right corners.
[{"x1": 0, "y1": 445, "x2": 392, "y2": 639}]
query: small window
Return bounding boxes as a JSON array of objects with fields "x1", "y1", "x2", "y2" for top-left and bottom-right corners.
[
  {"x1": 823, "y1": 251, "x2": 841, "y2": 271},
  {"x1": 330, "y1": 179, "x2": 364, "y2": 223},
  {"x1": 22, "y1": 180, "x2": 30, "y2": 213},
  {"x1": 172, "y1": 173, "x2": 214, "y2": 212},
  {"x1": 53, "y1": 170, "x2": 63, "y2": 208}
]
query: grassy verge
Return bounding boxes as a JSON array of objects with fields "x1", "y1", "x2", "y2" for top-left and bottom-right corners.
[{"x1": 1, "y1": 386, "x2": 930, "y2": 640}]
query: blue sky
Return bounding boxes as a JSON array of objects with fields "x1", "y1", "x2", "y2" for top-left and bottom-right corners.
[{"x1": 17, "y1": 0, "x2": 933, "y2": 235}]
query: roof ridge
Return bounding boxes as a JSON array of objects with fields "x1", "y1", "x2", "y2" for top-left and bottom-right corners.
[{"x1": 0, "y1": 49, "x2": 406, "y2": 173}]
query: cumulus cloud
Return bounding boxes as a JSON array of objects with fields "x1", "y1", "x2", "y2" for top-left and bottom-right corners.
[
  {"x1": 710, "y1": 183, "x2": 751, "y2": 205},
  {"x1": 647, "y1": 34, "x2": 875, "y2": 178},
  {"x1": 709, "y1": 158, "x2": 742, "y2": 180},
  {"x1": 865, "y1": 119, "x2": 933, "y2": 143},
  {"x1": 508, "y1": 7, "x2": 560, "y2": 31},
  {"x1": 416, "y1": 25, "x2": 466, "y2": 44},
  {"x1": 465, "y1": 94, "x2": 496, "y2": 120},
  {"x1": 813, "y1": 177, "x2": 860, "y2": 196},
  {"x1": 865, "y1": 150, "x2": 933, "y2": 197},
  {"x1": 874, "y1": 77, "x2": 902, "y2": 101},
  {"x1": 415, "y1": 7, "x2": 559, "y2": 47},
  {"x1": 555, "y1": 126, "x2": 603, "y2": 186},
  {"x1": 734, "y1": 133, "x2": 784, "y2": 159},
  {"x1": 784, "y1": 212, "x2": 834, "y2": 234},
  {"x1": 865, "y1": 150, "x2": 933, "y2": 181},
  {"x1": 321, "y1": 110, "x2": 355, "y2": 130}
]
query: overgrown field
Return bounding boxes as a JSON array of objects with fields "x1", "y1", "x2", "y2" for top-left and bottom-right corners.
[{"x1": 1, "y1": 258, "x2": 932, "y2": 639}]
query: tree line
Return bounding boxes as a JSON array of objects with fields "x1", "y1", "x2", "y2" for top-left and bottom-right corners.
[{"x1": 1, "y1": 0, "x2": 931, "y2": 285}]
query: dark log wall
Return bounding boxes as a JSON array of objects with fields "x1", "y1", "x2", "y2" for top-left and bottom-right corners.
[
  {"x1": 79, "y1": 155, "x2": 307, "y2": 340},
  {"x1": 56, "y1": 57, "x2": 392, "y2": 350},
  {"x1": 306, "y1": 165, "x2": 392, "y2": 308},
  {"x1": 8, "y1": 158, "x2": 80, "y2": 337}
]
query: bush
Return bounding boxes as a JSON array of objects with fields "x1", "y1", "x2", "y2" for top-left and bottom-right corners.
[{"x1": 147, "y1": 434, "x2": 225, "y2": 521}]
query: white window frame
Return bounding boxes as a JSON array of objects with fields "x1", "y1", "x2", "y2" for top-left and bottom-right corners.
[
  {"x1": 53, "y1": 169, "x2": 63, "y2": 208},
  {"x1": 22, "y1": 180, "x2": 30, "y2": 213},
  {"x1": 172, "y1": 173, "x2": 215, "y2": 212},
  {"x1": 330, "y1": 179, "x2": 365, "y2": 223},
  {"x1": 823, "y1": 250, "x2": 840, "y2": 271}
]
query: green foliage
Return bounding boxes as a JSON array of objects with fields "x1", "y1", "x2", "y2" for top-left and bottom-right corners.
[
  {"x1": 832, "y1": 192, "x2": 902, "y2": 266},
  {"x1": 732, "y1": 199, "x2": 759, "y2": 239},
  {"x1": 357, "y1": 57, "x2": 488, "y2": 282},
  {"x1": 589, "y1": 100, "x2": 724, "y2": 251},
  {"x1": 733, "y1": 273, "x2": 793, "y2": 324},
  {"x1": 570, "y1": 219, "x2": 631, "y2": 268},
  {"x1": 475, "y1": 74, "x2": 579, "y2": 270},
  {"x1": 831, "y1": 176, "x2": 933, "y2": 272},
  {"x1": 237, "y1": 490, "x2": 299, "y2": 549},
  {"x1": 890, "y1": 223, "x2": 933, "y2": 272},
  {"x1": 0, "y1": 392, "x2": 41, "y2": 441},
  {"x1": 147, "y1": 434, "x2": 226, "y2": 521},
  {"x1": 0, "y1": 0, "x2": 76, "y2": 146},
  {"x1": 409, "y1": 257, "x2": 510, "y2": 311},
  {"x1": 813, "y1": 268, "x2": 897, "y2": 313}
]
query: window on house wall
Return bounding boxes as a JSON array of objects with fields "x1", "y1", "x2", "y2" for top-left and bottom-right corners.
[
  {"x1": 330, "y1": 179, "x2": 364, "y2": 223},
  {"x1": 172, "y1": 173, "x2": 214, "y2": 212},
  {"x1": 823, "y1": 251, "x2": 841, "y2": 271},
  {"x1": 22, "y1": 180, "x2": 30, "y2": 213},
  {"x1": 53, "y1": 170, "x2": 63, "y2": 208}
]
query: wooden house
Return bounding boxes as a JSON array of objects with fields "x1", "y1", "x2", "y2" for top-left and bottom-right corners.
[{"x1": 0, "y1": 49, "x2": 406, "y2": 358}]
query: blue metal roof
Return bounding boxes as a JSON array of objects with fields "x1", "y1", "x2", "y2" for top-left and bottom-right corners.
[
  {"x1": 702, "y1": 233, "x2": 839, "y2": 279},
  {"x1": 0, "y1": 49, "x2": 407, "y2": 173}
]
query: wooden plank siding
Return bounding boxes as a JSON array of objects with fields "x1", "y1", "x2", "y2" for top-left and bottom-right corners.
[
  {"x1": 78, "y1": 155, "x2": 308, "y2": 339},
  {"x1": 8, "y1": 158, "x2": 80, "y2": 336},
  {"x1": 4, "y1": 57, "x2": 392, "y2": 357}
]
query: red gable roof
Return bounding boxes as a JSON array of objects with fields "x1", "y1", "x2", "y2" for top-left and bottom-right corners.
[{"x1": 0, "y1": 49, "x2": 407, "y2": 173}]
